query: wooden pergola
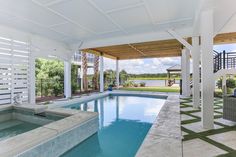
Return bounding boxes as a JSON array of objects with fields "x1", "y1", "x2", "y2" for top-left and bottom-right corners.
[{"x1": 82, "y1": 32, "x2": 236, "y2": 60}]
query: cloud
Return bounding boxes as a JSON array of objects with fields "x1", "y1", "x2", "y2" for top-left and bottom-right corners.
[{"x1": 102, "y1": 57, "x2": 181, "y2": 74}]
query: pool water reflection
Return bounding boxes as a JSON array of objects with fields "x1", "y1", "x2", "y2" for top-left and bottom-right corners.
[{"x1": 61, "y1": 95, "x2": 165, "y2": 157}]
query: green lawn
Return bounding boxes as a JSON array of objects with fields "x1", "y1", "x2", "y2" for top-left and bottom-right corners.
[{"x1": 120, "y1": 86, "x2": 180, "y2": 93}]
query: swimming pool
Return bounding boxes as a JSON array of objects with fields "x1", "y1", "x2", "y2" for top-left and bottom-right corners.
[{"x1": 61, "y1": 94, "x2": 166, "y2": 157}]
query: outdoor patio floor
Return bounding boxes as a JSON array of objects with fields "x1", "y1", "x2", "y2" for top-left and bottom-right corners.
[{"x1": 180, "y1": 97, "x2": 236, "y2": 157}]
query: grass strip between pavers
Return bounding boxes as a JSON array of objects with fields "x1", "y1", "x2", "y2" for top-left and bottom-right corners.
[
  {"x1": 181, "y1": 119, "x2": 200, "y2": 125},
  {"x1": 216, "y1": 151, "x2": 236, "y2": 157},
  {"x1": 182, "y1": 126, "x2": 236, "y2": 153},
  {"x1": 181, "y1": 97, "x2": 236, "y2": 155}
]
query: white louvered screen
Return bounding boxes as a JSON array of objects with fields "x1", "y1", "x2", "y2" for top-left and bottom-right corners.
[{"x1": 0, "y1": 36, "x2": 30, "y2": 105}]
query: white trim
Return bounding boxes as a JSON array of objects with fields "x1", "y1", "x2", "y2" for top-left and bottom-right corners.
[{"x1": 167, "y1": 29, "x2": 193, "y2": 51}]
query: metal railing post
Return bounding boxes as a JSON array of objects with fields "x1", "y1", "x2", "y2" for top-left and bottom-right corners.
[{"x1": 223, "y1": 50, "x2": 226, "y2": 69}]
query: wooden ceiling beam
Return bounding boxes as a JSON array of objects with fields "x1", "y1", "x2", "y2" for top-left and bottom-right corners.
[
  {"x1": 214, "y1": 32, "x2": 236, "y2": 45},
  {"x1": 81, "y1": 32, "x2": 236, "y2": 60}
]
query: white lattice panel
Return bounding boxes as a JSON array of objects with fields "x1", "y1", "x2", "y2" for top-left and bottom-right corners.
[{"x1": 0, "y1": 37, "x2": 30, "y2": 105}]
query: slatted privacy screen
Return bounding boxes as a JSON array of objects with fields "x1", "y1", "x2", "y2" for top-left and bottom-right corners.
[{"x1": 0, "y1": 36, "x2": 30, "y2": 105}]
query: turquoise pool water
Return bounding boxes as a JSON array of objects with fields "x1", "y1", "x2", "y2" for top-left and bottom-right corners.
[
  {"x1": 61, "y1": 95, "x2": 165, "y2": 157},
  {"x1": 0, "y1": 119, "x2": 40, "y2": 141}
]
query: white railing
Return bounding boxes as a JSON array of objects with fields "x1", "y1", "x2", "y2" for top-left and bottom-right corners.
[{"x1": 73, "y1": 51, "x2": 95, "y2": 64}]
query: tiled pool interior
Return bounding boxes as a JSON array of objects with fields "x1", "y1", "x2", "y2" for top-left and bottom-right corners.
[
  {"x1": 0, "y1": 108, "x2": 65, "y2": 141},
  {"x1": 62, "y1": 95, "x2": 166, "y2": 157}
]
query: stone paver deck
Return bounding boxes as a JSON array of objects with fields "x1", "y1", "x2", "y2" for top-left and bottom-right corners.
[{"x1": 181, "y1": 97, "x2": 236, "y2": 157}]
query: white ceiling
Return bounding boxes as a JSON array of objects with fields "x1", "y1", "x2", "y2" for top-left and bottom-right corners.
[
  {"x1": 0, "y1": 0, "x2": 234, "y2": 49},
  {"x1": 0, "y1": 0, "x2": 198, "y2": 44}
]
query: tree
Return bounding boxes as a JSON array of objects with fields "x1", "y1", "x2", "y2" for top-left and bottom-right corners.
[
  {"x1": 120, "y1": 70, "x2": 129, "y2": 85},
  {"x1": 104, "y1": 69, "x2": 116, "y2": 87},
  {"x1": 36, "y1": 58, "x2": 64, "y2": 97}
]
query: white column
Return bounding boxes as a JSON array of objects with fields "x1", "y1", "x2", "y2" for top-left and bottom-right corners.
[
  {"x1": 201, "y1": 10, "x2": 214, "y2": 129},
  {"x1": 192, "y1": 37, "x2": 201, "y2": 108},
  {"x1": 64, "y1": 61, "x2": 71, "y2": 98},
  {"x1": 181, "y1": 48, "x2": 191, "y2": 97},
  {"x1": 29, "y1": 56, "x2": 36, "y2": 104},
  {"x1": 116, "y1": 59, "x2": 119, "y2": 88},
  {"x1": 222, "y1": 75, "x2": 227, "y2": 96},
  {"x1": 99, "y1": 56, "x2": 104, "y2": 92}
]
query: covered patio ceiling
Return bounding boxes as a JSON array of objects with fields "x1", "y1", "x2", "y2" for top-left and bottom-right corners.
[
  {"x1": 82, "y1": 32, "x2": 236, "y2": 60},
  {"x1": 0, "y1": 0, "x2": 234, "y2": 59}
]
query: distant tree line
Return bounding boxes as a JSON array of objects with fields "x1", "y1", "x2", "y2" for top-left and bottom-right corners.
[{"x1": 129, "y1": 73, "x2": 181, "y2": 78}]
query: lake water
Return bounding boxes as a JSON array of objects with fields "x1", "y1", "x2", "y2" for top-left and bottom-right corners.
[{"x1": 132, "y1": 79, "x2": 180, "y2": 87}]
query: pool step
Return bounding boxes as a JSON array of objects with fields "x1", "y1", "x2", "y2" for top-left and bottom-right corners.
[{"x1": 0, "y1": 120, "x2": 23, "y2": 131}]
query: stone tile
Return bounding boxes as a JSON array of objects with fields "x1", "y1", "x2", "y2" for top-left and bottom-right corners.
[
  {"x1": 14, "y1": 105, "x2": 48, "y2": 114},
  {"x1": 181, "y1": 107, "x2": 199, "y2": 112},
  {"x1": 19, "y1": 118, "x2": 99, "y2": 157},
  {"x1": 0, "y1": 127, "x2": 57, "y2": 157},
  {"x1": 184, "y1": 102, "x2": 193, "y2": 106},
  {"x1": 136, "y1": 134, "x2": 182, "y2": 157},
  {"x1": 136, "y1": 94, "x2": 182, "y2": 157},
  {"x1": 214, "y1": 118, "x2": 236, "y2": 126},
  {"x1": 182, "y1": 121, "x2": 223, "y2": 133},
  {"x1": 45, "y1": 108, "x2": 80, "y2": 116},
  {"x1": 191, "y1": 111, "x2": 222, "y2": 118},
  {"x1": 183, "y1": 138, "x2": 226, "y2": 157},
  {"x1": 149, "y1": 102, "x2": 181, "y2": 139},
  {"x1": 181, "y1": 114, "x2": 195, "y2": 121},
  {"x1": 44, "y1": 112, "x2": 98, "y2": 133},
  {"x1": 182, "y1": 131, "x2": 188, "y2": 136},
  {"x1": 208, "y1": 131, "x2": 236, "y2": 150},
  {"x1": 215, "y1": 103, "x2": 223, "y2": 106},
  {"x1": 215, "y1": 108, "x2": 223, "y2": 113}
]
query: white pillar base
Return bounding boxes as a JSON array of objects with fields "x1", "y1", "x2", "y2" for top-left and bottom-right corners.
[{"x1": 200, "y1": 10, "x2": 214, "y2": 129}]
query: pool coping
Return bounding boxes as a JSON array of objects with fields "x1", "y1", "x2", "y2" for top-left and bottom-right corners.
[{"x1": 135, "y1": 94, "x2": 182, "y2": 157}]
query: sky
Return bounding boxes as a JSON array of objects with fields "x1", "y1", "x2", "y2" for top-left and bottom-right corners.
[{"x1": 100, "y1": 44, "x2": 236, "y2": 74}]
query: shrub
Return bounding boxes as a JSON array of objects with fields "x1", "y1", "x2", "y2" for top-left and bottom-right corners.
[
  {"x1": 217, "y1": 78, "x2": 236, "y2": 89},
  {"x1": 123, "y1": 80, "x2": 134, "y2": 87},
  {"x1": 133, "y1": 83, "x2": 139, "y2": 87},
  {"x1": 140, "y1": 82, "x2": 146, "y2": 87},
  {"x1": 214, "y1": 91, "x2": 222, "y2": 98}
]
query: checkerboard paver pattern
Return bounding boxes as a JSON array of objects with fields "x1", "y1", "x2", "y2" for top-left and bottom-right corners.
[{"x1": 180, "y1": 97, "x2": 236, "y2": 157}]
